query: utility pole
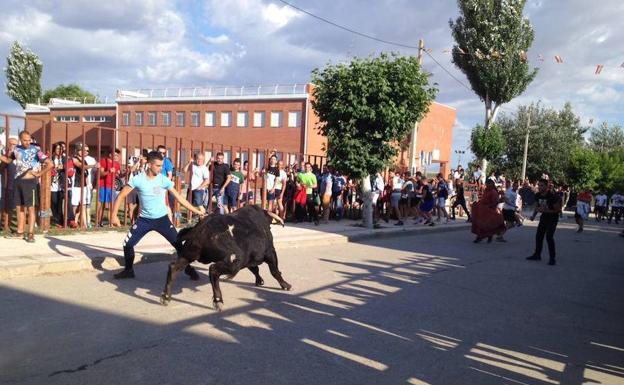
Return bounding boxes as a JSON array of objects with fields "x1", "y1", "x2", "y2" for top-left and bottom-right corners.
[
  {"x1": 408, "y1": 39, "x2": 425, "y2": 175},
  {"x1": 521, "y1": 106, "x2": 532, "y2": 181}
]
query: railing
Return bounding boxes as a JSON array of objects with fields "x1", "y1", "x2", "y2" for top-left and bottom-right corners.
[
  {"x1": 2, "y1": 116, "x2": 327, "y2": 231},
  {"x1": 118, "y1": 84, "x2": 308, "y2": 99}
]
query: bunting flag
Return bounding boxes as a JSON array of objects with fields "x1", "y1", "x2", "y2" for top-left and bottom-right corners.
[
  {"x1": 425, "y1": 48, "x2": 433, "y2": 54},
  {"x1": 519, "y1": 51, "x2": 528, "y2": 62},
  {"x1": 437, "y1": 46, "x2": 622, "y2": 75}
]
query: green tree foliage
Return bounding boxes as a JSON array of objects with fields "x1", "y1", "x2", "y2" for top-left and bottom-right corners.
[
  {"x1": 588, "y1": 122, "x2": 624, "y2": 152},
  {"x1": 450, "y1": 0, "x2": 538, "y2": 129},
  {"x1": 595, "y1": 150, "x2": 624, "y2": 193},
  {"x1": 470, "y1": 123, "x2": 505, "y2": 162},
  {"x1": 492, "y1": 102, "x2": 586, "y2": 183},
  {"x1": 4, "y1": 41, "x2": 43, "y2": 108},
  {"x1": 311, "y1": 53, "x2": 437, "y2": 179},
  {"x1": 567, "y1": 146, "x2": 600, "y2": 190},
  {"x1": 42, "y1": 84, "x2": 97, "y2": 104}
]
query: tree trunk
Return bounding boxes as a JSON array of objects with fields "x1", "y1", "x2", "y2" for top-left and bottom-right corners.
[
  {"x1": 480, "y1": 102, "x2": 500, "y2": 177},
  {"x1": 361, "y1": 175, "x2": 374, "y2": 229}
]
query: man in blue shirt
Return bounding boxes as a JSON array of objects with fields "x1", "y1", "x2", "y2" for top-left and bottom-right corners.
[
  {"x1": 0, "y1": 131, "x2": 52, "y2": 243},
  {"x1": 111, "y1": 151, "x2": 205, "y2": 279}
]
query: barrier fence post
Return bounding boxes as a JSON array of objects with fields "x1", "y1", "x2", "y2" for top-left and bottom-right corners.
[
  {"x1": 39, "y1": 119, "x2": 51, "y2": 232},
  {"x1": 63, "y1": 124, "x2": 69, "y2": 229},
  {"x1": 95, "y1": 127, "x2": 101, "y2": 227},
  {"x1": 79, "y1": 125, "x2": 87, "y2": 229},
  {"x1": 2, "y1": 115, "x2": 9, "y2": 232},
  {"x1": 123, "y1": 130, "x2": 129, "y2": 226}
]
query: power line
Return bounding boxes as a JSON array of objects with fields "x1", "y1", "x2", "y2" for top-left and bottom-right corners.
[
  {"x1": 423, "y1": 50, "x2": 472, "y2": 92},
  {"x1": 277, "y1": 0, "x2": 473, "y2": 92},
  {"x1": 277, "y1": 0, "x2": 420, "y2": 50}
]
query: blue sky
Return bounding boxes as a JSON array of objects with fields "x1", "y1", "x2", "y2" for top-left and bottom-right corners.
[{"x1": 1, "y1": 0, "x2": 622, "y2": 166}]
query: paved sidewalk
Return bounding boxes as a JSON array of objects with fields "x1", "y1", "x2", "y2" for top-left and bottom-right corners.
[{"x1": 0, "y1": 218, "x2": 470, "y2": 279}]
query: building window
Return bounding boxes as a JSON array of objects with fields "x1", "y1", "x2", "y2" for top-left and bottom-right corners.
[
  {"x1": 191, "y1": 111, "x2": 200, "y2": 127},
  {"x1": 122, "y1": 112, "x2": 130, "y2": 126},
  {"x1": 55, "y1": 115, "x2": 80, "y2": 123},
  {"x1": 162, "y1": 112, "x2": 171, "y2": 126},
  {"x1": 205, "y1": 112, "x2": 215, "y2": 127},
  {"x1": 270, "y1": 111, "x2": 282, "y2": 127},
  {"x1": 253, "y1": 111, "x2": 265, "y2": 127},
  {"x1": 237, "y1": 112, "x2": 248, "y2": 127},
  {"x1": 221, "y1": 111, "x2": 231, "y2": 127},
  {"x1": 287, "y1": 111, "x2": 301, "y2": 127},
  {"x1": 83, "y1": 116, "x2": 112, "y2": 123},
  {"x1": 176, "y1": 112, "x2": 185, "y2": 127},
  {"x1": 148, "y1": 112, "x2": 157, "y2": 126},
  {"x1": 135, "y1": 112, "x2": 144, "y2": 126}
]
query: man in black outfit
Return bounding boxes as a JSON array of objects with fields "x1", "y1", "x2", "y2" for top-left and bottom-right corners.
[
  {"x1": 450, "y1": 179, "x2": 471, "y2": 221},
  {"x1": 211, "y1": 152, "x2": 231, "y2": 215},
  {"x1": 527, "y1": 178, "x2": 562, "y2": 266}
]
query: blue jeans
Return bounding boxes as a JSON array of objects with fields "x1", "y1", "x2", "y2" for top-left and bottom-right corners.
[
  {"x1": 122, "y1": 215, "x2": 177, "y2": 271},
  {"x1": 212, "y1": 187, "x2": 225, "y2": 214}
]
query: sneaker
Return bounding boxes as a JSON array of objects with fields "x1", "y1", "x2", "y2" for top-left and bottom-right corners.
[
  {"x1": 526, "y1": 255, "x2": 541, "y2": 261},
  {"x1": 114, "y1": 269, "x2": 135, "y2": 279},
  {"x1": 495, "y1": 236, "x2": 507, "y2": 243},
  {"x1": 25, "y1": 233, "x2": 35, "y2": 243},
  {"x1": 548, "y1": 258, "x2": 556, "y2": 266},
  {"x1": 577, "y1": 227, "x2": 583, "y2": 233},
  {"x1": 394, "y1": 221, "x2": 404, "y2": 226},
  {"x1": 428, "y1": 222, "x2": 434, "y2": 227},
  {"x1": 450, "y1": 217, "x2": 456, "y2": 221},
  {"x1": 185, "y1": 266, "x2": 200, "y2": 281}
]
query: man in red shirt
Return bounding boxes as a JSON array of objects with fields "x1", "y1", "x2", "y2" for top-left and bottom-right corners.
[{"x1": 97, "y1": 149, "x2": 121, "y2": 227}]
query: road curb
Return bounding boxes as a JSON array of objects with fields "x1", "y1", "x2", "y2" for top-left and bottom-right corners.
[{"x1": 0, "y1": 223, "x2": 470, "y2": 279}]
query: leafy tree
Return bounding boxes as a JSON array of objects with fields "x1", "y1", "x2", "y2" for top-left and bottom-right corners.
[
  {"x1": 311, "y1": 53, "x2": 437, "y2": 227},
  {"x1": 42, "y1": 83, "x2": 97, "y2": 104},
  {"x1": 492, "y1": 102, "x2": 586, "y2": 183},
  {"x1": 4, "y1": 41, "x2": 43, "y2": 108},
  {"x1": 470, "y1": 123, "x2": 505, "y2": 162},
  {"x1": 450, "y1": 0, "x2": 538, "y2": 173},
  {"x1": 595, "y1": 150, "x2": 624, "y2": 194},
  {"x1": 589, "y1": 122, "x2": 624, "y2": 152},
  {"x1": 567, "y1": 146, "x2": 600, "y2": 191}
]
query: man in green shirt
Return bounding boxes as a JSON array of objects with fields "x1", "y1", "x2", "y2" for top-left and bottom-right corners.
[
  {"x1": 225, "y1": 158, "x2": 244, "y2": 213},
  {"x1": 298, "y1": 162, "x2": 319, "y2": 225}
]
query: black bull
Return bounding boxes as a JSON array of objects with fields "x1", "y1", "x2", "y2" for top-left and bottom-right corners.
[{"x1": 160, "y1": 205, "x2": 292, "y2": 311}]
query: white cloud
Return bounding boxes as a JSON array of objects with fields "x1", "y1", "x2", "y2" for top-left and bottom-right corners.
[
  {"x1": 201, "y1": 34, "x2": 231, "y2": 45},
  {"x1": 0, "y1": 0, "x2": 621, "y2": 152}
]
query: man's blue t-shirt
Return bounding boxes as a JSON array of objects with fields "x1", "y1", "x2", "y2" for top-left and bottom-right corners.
[
  {"x1": 129, "y1": 173, "x2": 174, "y2": 219},
  {"x1": 161, "y1": 157, "x2": 174, "y2": 177}
]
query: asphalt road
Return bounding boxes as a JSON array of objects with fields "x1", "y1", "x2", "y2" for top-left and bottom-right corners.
[{"x1": 1, "y1": 219, "x2": 623, "y2": 385}]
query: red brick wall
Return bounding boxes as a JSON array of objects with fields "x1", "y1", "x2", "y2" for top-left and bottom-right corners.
[{"x1": 117, "y1": 100, "x2": 308, "y2": 154}]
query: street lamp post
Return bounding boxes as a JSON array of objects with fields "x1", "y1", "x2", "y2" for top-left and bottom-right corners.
[{"x1": 454, "y1": 150, "x2": 465, "y2": 167}]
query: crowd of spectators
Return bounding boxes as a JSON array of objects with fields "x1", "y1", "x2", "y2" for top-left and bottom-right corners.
[{"x1": 2, "y1": 132, "x2": 623, "y2": 242}]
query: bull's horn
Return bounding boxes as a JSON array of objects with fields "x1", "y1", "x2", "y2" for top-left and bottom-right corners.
[{"x1": 265, "y1": 210, "x2": 284, "y2": 227}]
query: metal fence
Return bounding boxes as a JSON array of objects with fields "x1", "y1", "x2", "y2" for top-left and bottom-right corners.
[{"x1": 1, "y1": 114, "x2": 326, "y2": 231}]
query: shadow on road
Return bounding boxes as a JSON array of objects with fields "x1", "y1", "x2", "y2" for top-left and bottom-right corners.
[{"x1": 2, "y1": 223, "x2": 623, "y2": 385}]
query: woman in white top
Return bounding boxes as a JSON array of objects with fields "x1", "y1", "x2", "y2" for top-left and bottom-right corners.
[
  {"x1": 389, "y1": 170, "x2": 404, "y2": 226},
  {"x1": 274, "y1": 160, "x2": 288, "y2": 219}
]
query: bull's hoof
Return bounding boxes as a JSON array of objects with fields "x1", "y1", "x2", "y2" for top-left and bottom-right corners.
[
  {"x1": 281, "y1": 282, "x2": 292, "y2": 291},
  {"x1": 213, "y1": 301, "x2": 224, "y2": 312},
  {"x1": 255, "y1": 278, "x2": 265, "y2": 287},
  {"x1": 160, "y1": 294, "x2": 171, "y2": 306}
]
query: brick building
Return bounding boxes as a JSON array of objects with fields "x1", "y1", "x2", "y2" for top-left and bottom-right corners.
[{"x1": 24, "y1": 83, "x2": 455, "y2": 173}]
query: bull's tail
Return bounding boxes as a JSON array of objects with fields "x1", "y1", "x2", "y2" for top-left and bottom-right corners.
[{"x1": 264, "y1": 210, "x2": 285, "y2": 227}]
